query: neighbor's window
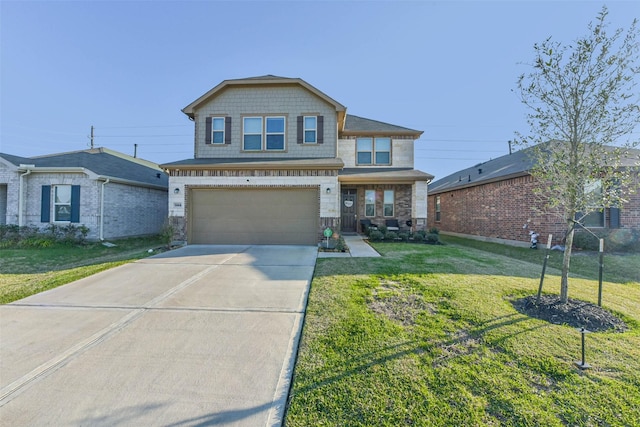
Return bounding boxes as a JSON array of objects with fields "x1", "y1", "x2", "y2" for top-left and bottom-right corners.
[
  {"x1": 583, "y1": 179, "x2": 605, "y2": 227},
  {"x1": 304, "y1": 116, "x2": 317, "y2": 143},
  {"x1": 357, "y1": 137, "x2": 391, "y2": 165},
  {"x1": 54, "y1": 185, "x2": 72, "y2": 222},
  {"x1": 435, "y1": 196, "x2": 441, "y2": 222},
  {"x1": 365, "y1": 190, "x2": 376, "y2": 217},
  {"x1": 243, "y1": 117, "x2": 263, "y2": 150},
  {"x1": 211, "y1": 117, "x2": 225, "y2": 144},
  {"x1": 383, "y1": 190, "x2": 394, "y2": 217}
]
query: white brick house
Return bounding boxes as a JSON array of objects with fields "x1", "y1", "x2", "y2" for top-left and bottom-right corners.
[
  {"x1": 163, "y1": 75, "x2": 433, "y2": 245},
  {"x1": 0, "y1": 148, "x2": 168, "y2": 240}
]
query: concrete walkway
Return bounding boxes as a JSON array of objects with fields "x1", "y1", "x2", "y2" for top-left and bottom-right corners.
[
  {"x1": 317, "y1": 234, "x2": 381, "y2": 258},
  {"x1": 0, "y1": 245, "x2": 317, "y2": 426}
]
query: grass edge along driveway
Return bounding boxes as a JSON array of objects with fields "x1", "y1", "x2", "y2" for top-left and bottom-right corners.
[
  {"x1": 0, "y1": 237, "x2": 165, "y2": 304},
  {"x1": 285, "y1": 240, "x2": 640, "y2": 426}
]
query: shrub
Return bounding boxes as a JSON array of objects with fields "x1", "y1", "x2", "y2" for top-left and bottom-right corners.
[
  {"x1": 414, "y1": 229, "x2": 427, "y2": 239},
  {"x1": 385, "y1": 231, "x2": 399, "y2": 241},
  {"x1": 428, "y1": 227, "x2": 440, "y2": 235},
  {"x1": 378, "y1": 225, "x2": 388, "y2": 234},
  {"x1": 398, "y1": 232, "x2": 410, "y2": 242},
  {"x1": 335, "y1": 235, "x2": 347, "y2": 252},
  {"x1": 412, "y1": 233, "x2": 425, "y2": 242},
  {"x1": 0, "y1": 224, "x2": 89, "y2": 248},
  {"x1": 369, "y1": 230, "x2": 384, "y2": 242},
  {"x1": 573, "y1": 228, "x2": 640, "y2": 253},
  {"x1": 425, "y1": 233, "x2": 441, "y2": 245}
]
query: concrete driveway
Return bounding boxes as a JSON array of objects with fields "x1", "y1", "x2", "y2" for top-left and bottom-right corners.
[{"x1": 0, "y1": 245, "x2": 317, "y2": 426}]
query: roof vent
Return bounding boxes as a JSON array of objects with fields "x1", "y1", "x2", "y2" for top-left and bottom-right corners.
[
  {"x1": 478, "y1": 168, "x2": 483, "y2": 174},
  {"x1": 156, "y1": 173, "x2": 161, "y2": 179},
  {"x1": 468, "y1": 174, "x2": 471, "y2": 182}
]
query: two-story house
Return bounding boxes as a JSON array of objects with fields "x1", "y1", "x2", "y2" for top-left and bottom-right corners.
[{"x1": 163, "y1": 75, "x2": 433, "y2": 245}]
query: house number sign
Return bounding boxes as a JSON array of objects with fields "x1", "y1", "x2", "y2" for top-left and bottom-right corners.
[{"x1": 343, "y1": 200, "x2": 353, "y2": 208}]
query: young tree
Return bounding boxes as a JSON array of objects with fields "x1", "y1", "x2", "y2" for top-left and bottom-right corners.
[{"x1": 515, "y1": 6, "x2": 640, "y2": 303}]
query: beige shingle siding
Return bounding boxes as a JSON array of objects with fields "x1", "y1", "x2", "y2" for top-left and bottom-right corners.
[{"x1": 195, "y1": 86, "x2": 337, "y2": 159}]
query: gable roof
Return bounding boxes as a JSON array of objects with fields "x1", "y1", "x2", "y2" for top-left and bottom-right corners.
[
  {"x1": 182, "y1": 75, "x2": 347, "y2": 127},
  {"x1": 342, "y1": 114, "x2": 423, "y2": 138},
  {"x1": 429, "y1": 144, "x2": 640, "y2": 194},
  {"x1": 0, "y1": 148, "x2": 168, "y2": 189}
]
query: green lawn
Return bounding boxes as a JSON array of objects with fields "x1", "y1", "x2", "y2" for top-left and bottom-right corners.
[
  {"x1": 0, "y1": 236, "x2": 165, "y2": 304},
  {"x1": 286, "y1": 240, "x2": 640, "y2": 426}
]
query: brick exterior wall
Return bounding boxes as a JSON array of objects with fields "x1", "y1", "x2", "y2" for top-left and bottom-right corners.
[
  {"x1": 102, "y1": 182, "x2": 168, "y2": 239},
  {"x1": 427, "y1": 174, "x2": 640, "y2": 246},
  {"x1": 194, "y1": 86, "x2": 337, "y2": 159},
  {"x1": 346, "y1": 184, "x2": 416, "y2": 233},
  {"x1": 0, "y1": 170, "x2": 168, "y2": 240}
]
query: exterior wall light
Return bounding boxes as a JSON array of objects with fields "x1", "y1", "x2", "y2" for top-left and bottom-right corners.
[
  {"x1": 326, "y1": 188, "x2": 331, "y2": 194},
  {"x1": 174, "y1": 188, "x2": 180, "y2": 194}
]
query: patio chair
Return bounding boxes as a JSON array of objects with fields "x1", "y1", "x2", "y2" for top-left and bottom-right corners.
[
  {"x1": 359, "y1": 219, "x2": 378, "y2": 234},
  {"x1": 385, "y1": 219, "x2": 400, "y2": 232}
]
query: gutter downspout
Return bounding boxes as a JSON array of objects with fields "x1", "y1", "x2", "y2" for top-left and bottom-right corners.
[
  {"x1": 100, "y1": 179, "x2": 110, "y2": 241},
  {"x1": 18, "y1": 168, "x2": 33, "y2": 226}
]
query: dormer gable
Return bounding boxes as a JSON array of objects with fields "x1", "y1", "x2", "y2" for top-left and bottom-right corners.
[{"x1": 182, "y1": 75, "x2": 347, "y2": 129}]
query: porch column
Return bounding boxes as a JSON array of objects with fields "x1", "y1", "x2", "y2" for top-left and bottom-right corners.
[{"x1": 412, "y1": 180, "x2": 428, "y2": 230}]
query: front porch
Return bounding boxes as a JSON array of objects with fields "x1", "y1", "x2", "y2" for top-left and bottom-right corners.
[{"x1": 338, "y1": 183, "x2": 425, "y2": 234}]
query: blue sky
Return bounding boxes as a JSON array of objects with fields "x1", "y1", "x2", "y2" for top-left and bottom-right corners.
[{"x1": 1, "y1": 1, "x2": 638, "y2": 180}]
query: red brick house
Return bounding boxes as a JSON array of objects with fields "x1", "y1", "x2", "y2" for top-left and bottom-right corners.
[{"x1": 427, "y1": 147, "x2": 640, "y2": 247}]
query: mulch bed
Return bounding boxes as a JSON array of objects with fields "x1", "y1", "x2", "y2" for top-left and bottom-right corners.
[{"x1": 512, "y1": 295, "x2": 628, "y2": 332}]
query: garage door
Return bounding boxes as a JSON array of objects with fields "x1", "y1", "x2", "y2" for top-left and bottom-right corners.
[{"x1": 189, "y1": 188, "x2": 319, "y2": 245}]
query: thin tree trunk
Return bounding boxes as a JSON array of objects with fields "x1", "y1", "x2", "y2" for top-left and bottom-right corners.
[{"x1": 560, "y1": 222, "x2": 575, "y2": 303}]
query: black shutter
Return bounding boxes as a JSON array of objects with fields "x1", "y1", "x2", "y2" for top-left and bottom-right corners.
[
  {"x1": 297, "y1": 116, "x2": 303, "y2": 144},
  {"x1": 225, "y1": 117, "x2": 232, "y2": 144},
  {"x1": 317, "y1": 115, "x2": 324, "y2": 144},
  {"x1": 610, "y1": 207, "x2": 620, "y2": 229},
  {"x1": 205, "y1": 117, "x2": 212, "y2": 144},
  {"x1": 41, "y1": 185, "x2": 51, "y2": 222},
  {"x1": 70, "y1": 185, "x2": 80, "y2": 223}
]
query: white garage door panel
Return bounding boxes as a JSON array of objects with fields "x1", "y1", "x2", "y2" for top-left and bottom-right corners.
[{"x1": 190, "y1": 189, "x2": 318, "y2": 245}]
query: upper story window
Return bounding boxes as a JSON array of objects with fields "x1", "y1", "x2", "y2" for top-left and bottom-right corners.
[
  {"x1": 211, "y1": 117, "x2": 225, "y2": 144},
  {"x1": 205, "y1": 116, "x2": 231, "y2": 145},
  {"x1": 435, "y1": 196, "x2": 441, "y2": 222},
  {"x1": 304, "y1": 116, "x2": 317, "y2": 143},
  {"x1": 297, "y1": 115, "x2": 324, "y2": 144},
  {"x1": 243, "y1": 116, "x2": 286, "y2": 151},
  {"x1": 357, "y1": 137, "x2": 391, "y2": 165}
]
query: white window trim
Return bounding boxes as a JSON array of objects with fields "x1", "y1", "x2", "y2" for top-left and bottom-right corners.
[
  {"x1": 266, "y1": 116, "x2": 286, "y2": 151},
  {"x1": 211, "y1": 117, "x2": 225, "y2": 144},
  {"x1": 303, "y1": 116, "x2": 317, "y2": 144},
  {"x1": 356, "y1": 137, "x2": 392, "y2": 166},
  {"x1": 365, "y1": 189, "x2": 376, "y2": 217},
  {"x1": 53, "y1": 184, "x2": 72, "y2": 223},
  {"x1": 383, "y1": 190, "x2": 394, "y2": 217},
  {"x1": 242, "y1": 115, "x2": 286, "y2": 151}
]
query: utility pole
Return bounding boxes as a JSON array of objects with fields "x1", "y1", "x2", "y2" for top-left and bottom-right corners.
[{"x1": 90, "y1": 125, "x2": 94, "y2": 149}]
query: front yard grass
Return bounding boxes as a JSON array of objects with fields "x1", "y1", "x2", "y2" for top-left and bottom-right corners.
[
  {"x1": 286, "y1": 241, "x2": 640, "y2": 426},
  {"x1": 0, "y1": 236, "x2": 165, "y2": 304}
]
